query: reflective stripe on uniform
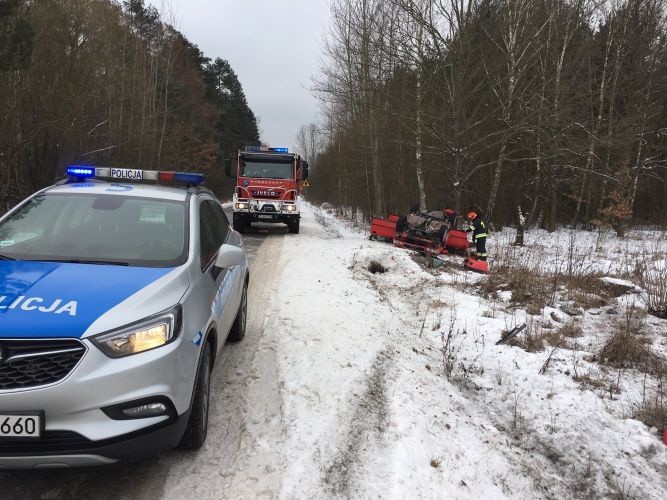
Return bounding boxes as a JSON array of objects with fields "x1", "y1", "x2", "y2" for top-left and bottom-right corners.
[{"x1": 476, "y1": 233, "x2": 488, "y2": 238}]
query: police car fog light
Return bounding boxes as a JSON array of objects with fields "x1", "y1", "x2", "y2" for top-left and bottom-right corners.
[
  {"x1": 102, "y1": 397, "x2": 176, "y2": 420},
  {"x1": 92, "y1": 306, "x2": 182, "y2": 358},
  {"x1": 121, "y1": 403, "x2": 168, "y2": 418}
]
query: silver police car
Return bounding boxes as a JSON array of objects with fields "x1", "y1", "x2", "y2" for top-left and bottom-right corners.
[{"x1": 0, "y1": 167, "x2": 249, "y2": 468}]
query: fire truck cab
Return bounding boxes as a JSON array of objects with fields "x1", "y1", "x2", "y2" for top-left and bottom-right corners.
[{"x1": 225, "y1": 146, "x2": 309, "y2": 234}]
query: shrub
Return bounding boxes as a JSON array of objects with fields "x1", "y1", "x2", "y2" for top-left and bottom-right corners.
[
  {"x1": 640, "y1": 265, "x2": 667, "y2": 319},
  {"x1": 596, "y1": 307, "x2": 664, "y2": 375},
  {"x1": 633, "y1": 385, "x2": 666, "y2": 431}
]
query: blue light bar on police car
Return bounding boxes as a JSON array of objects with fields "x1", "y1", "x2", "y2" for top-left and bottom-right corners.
[
  {"x1": 66, "y1": 166, "x2": 205, "y2": 185},
  {"x1": 66, "y1": 166, "x2": 95, "y2": 178}
]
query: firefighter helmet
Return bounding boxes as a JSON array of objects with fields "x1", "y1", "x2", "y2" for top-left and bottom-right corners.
[{"x1": 467, "y1": 211, "x2": 477, "y2": 220}]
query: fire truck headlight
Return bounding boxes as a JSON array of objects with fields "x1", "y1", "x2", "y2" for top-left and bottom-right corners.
[
  {"x1": 285, "y1": 205, "x2": 296, "y2": 212},
  {"x1": 235, "y1": 202, "x2": 249, "y2": 210}
]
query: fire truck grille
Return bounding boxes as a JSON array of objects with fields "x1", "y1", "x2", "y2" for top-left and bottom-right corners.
[{"x1": 262, "y1": 205, "x2": 276, "y2": 212}]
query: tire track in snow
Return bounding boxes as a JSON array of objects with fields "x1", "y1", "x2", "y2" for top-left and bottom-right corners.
[
  {"x1": 323, "y1": 347, "x2": 393, "y2": 497},
  {"x1": 161, "y1": 233, "x2": 288, "y2": 499}
]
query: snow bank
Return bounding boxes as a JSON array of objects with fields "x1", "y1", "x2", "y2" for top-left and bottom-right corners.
[{"x1": 265, "y1": 204, "x2": 667, "y2": 498}]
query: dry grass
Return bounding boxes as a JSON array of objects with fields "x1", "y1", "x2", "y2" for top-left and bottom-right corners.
[
  {"x1": 480, "y1": 263, "x2": 550, "y2": 312},
  {"x1": 503, "y1": 319, "x2": 583, "y2": 353},
  {"x1": 573, "y1": 373, "x2": 608, "y2": 391},
  {"x1": 482, "y1": 241, "x2": 611, "y2": 313},
  {"x1": 543, "y1": 330, "x2": 569, "y2": 349},
  {"x1": 640, "y1": 265, "x2": 667, "y2": 319},
  {"x1": 504, "y1": 321, "x2": 545, "y2": 353},
  {"x1": 633, "y1": 385, "x2": 666, "y2": 431},
  {"x1": 593, "y1": 307, "x2": 665, "y2": 376},
  {"x1": 562, "y1": 273, "x2": 608, "y2": 308},
  {"x1": 558, "y1": 322, "x2": 583, "y2": 339}
]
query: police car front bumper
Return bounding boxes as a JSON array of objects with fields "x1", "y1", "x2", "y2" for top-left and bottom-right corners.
[
  {"x1": 0, "y1": 410, "x2": 190, "y2": 468},
  {"x1": 0, "y1": 335, "x2": 197, "y2": 467}
]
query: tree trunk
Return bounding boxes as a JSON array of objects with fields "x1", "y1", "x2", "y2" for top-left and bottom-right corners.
[
  {"x1": 414, "y1": 20, "x2": 427, "y2": 211},
  {"x1": 370, "y1": 112, "x2": 385, "y2": 216},
  {"x1": 453, "y1": 154, "x2": 462, "y2": 211},
  {"x1": 486, "y1": 142, "x2": 506, "y2": 220},
  {"x1": 547, "y1": 181, "x2": 557, "y2": 232},
  {"x1": 415, "y1": 72, "x2": 426, "y2": 212},
  {"x1": 572, "y1": 16, "x2": 615, "y2": 227},
  {"x1": 513, "y1": 205, "x2": 526, "y2": 246}
]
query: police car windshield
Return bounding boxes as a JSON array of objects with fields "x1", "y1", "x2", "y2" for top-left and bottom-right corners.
[
  {"x1": 241, "y1": 161, "x2": 293, "y2": 179},
  {"x1": 0, "y1": 194, "x2": 187, "y2": 267}
]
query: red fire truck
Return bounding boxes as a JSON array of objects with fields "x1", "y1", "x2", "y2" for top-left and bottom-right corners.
[{"x1": 225, "y1": 146, "x2": 309, "y2": 234}]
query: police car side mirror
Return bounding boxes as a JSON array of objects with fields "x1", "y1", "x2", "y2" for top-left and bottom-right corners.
[{"x1": 214, "y1": 244, "x2": 245, "y2": 269}]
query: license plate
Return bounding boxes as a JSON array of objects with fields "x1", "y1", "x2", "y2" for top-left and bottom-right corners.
[
  {"x1": 0, "y1": 414, "x2": 41, "y2": 438},
  {"x1": 258, "y1": 215, "x2": 273, "y2": 219}
]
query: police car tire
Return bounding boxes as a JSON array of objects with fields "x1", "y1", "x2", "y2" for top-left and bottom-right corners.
[
  {"x1": 228, "y1": 280, "x2": 248, "y2": 342},
  {"x1": 179, "y1": 343, "x2": 212, "y2": 450}
]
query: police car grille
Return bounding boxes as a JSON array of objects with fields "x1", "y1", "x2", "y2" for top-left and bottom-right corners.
[
  {"x1": 0, "y1": 431, "x2": 91, "y2": 454},
  {"x1": 0, "y1": 339, "x2": 85, "y2": 390}
]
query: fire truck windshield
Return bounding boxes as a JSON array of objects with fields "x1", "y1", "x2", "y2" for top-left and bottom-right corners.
[{"x1": 241, "y1": 161, "x2": 293, "y2": 179}]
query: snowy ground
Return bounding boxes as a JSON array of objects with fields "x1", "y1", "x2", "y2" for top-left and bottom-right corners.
[
  {"x1": 266, "y1": 204, "x2": 667, "y2": 499},
  {"x1": 3, "y1": 204, "x2": 663, "y2": 499}
]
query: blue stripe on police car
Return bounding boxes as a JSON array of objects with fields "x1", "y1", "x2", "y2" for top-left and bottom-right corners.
[{"x1": 0, "y1": 261, "x2": 172, "y2": 339}]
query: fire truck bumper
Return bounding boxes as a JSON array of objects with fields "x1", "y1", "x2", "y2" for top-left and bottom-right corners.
[{"x1": 234, "y1": 212, "x2": 299, "y2": 224}]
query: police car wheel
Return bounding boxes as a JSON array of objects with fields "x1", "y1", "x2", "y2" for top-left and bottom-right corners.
[
  {"x1": 179, "y1": 342, "x2": 212, "y2": 449},
  {"x1": 228, "y1": 280, "x2": 248, "y2": 342}
]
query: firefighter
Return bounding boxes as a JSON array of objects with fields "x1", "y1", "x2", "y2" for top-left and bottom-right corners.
[{"x1": 466, "y1": 211, "x2": 488, "y2": 261}]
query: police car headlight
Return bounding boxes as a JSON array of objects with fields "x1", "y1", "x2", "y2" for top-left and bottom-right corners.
[{"x1": 92, "y1": 306, "x2": 181, "y2": 358}]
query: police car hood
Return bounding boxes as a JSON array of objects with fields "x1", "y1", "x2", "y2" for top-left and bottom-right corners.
[{"x1": 0, "y1": 261, "x2": 188, "y2": 339}]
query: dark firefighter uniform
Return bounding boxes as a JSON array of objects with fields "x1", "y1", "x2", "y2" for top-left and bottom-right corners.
[{"x1": 466, "y1": 212, "x2": 488, "y2": 261}]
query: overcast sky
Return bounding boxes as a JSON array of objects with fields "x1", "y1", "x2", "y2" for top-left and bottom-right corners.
[{"x1": 147, "y1": 0, "x2": 331, "y2": 152}]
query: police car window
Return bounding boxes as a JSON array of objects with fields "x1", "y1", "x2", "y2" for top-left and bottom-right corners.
[
  {"x1": 199, "y1": 201, "x2": 220, "y2": 269},
  {"x1": 0, "y1": 196, "x2": 53, "y2": 247},
  {"x1": 0, "y1": 194, "x2": 188, "y2": 267},
  {"x1": 210, "y1": 202, "x2": 230, "y2": 242}
]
